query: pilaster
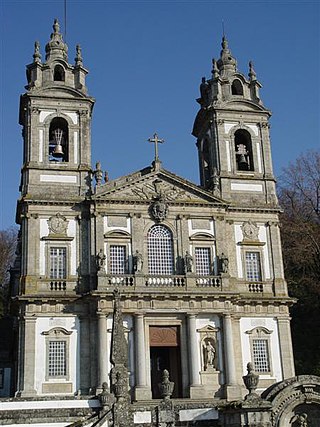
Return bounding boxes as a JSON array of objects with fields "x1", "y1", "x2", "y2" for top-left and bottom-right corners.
[
  {"x1": 277, "y1": 317, "x2": 295, "y2": 379},
  {"x1": 223, "y1": 314, "x2": 242, "y2": 400},
  {"x1": 20, "y1": 316, "x2": 37, "y2": 396},
  {"x1": 134, "y1": 313, "x2": 151, "y2": 400},
  {"x1": 97, "y1": 312, "x2": 108, "y2": 392}
]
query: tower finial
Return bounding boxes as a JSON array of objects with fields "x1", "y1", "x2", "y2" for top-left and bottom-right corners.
[
  {"x1": 33, "y1": 41, "x2": 41, "y2": 63},
  {"x1": 248, "y1": 60, "x2": 257, "y2": 81},
  {"x1": 217, "y1": 34, "x2": 237, "y2": 75},
  {"x1": 75, "y1": 44, "x2": 83, "y2": 66},
  {"x1": 53, "y1": 18, "x2": 60, "y2": 34},
  {"x1": 45, "y1": 18, "x2": 68, "y2": 62}
]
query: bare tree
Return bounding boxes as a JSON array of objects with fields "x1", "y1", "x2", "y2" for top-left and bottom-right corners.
[
  {"x1": 278, "y1": 149, "x2": 320, "y2": 375},
  {"x1": 0, "y1": 227, "x2": 18, "y2": 316}
]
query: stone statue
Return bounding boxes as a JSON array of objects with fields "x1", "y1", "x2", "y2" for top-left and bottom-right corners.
[
  {"x1": 94, "y1": 161, "x2": 103, "y2": 186},
  {"x1": 133, "y1": 250, "x2": 143, "y2": 273},
  {"x1": 295, "y1": 413, "x2": 309, "y2": 427},
  {"x1": 220, "y1": 253, "x2": 229, "y2": 274},
  {"x1": 200, "y1": 77, "x2": 209, "y2": 104},
  {"x1": 204, "y1": 340, "x2": 215, "y2": 370},
  {"x1": 96, "y1": 249, "x2": 106, "y2": 270},
  {"x1": 184, "y1": 251, "x2": 193, "y2": 273}
]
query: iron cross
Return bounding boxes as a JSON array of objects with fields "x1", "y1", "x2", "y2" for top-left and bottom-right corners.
[{"x1": 148, "y1": 133, "x2": 164, "y2": 162}]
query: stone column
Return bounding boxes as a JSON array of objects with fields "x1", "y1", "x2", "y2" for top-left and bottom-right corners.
[
  {"x1": 79, "y1": 316, "x2": 91, "y2": 394},
  {"x1": 277, "y1": 317, "x2": 295, "y2": 379},
  {"x1": 188, "y1": 314, "x2": 201, "y2": 397},
  {"x1": 97, "y1": 312, "x2": 108, "y2": 391},
  {"x1": 223, "y1": 314, "x2": 241, "y2": 400},
  {"x1": 21, "y1": 316, "x2": 37, "y2": 396},
  {"x1": 134, "y1": 313, "x2": 150, "y2": 400}
]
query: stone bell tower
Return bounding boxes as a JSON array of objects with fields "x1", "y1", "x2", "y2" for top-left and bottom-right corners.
[
  {"x1": 193, "y1": 36, "x2": 277, "y2": 207},
  {"x1": 18, "y1": 19, "x2": 95, "y2": 200}
]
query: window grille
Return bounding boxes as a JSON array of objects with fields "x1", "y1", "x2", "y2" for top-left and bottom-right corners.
[
  {"x1": 110, "y1": 245, "x2": 126, "y2": 274},
  {"x1": 48, "y1": 341, "x2": 66, "y2": 376},
  {"x1": 50, "y1": 247, "x2": 66, "y2": 279},
  {"x1": 252, "y1": 339, "x2": 270, "y2": 372},
  {"x1": 245, "y1": 252, "x2": 261, "y2": 281},
  {"x1": 148, "y1": 225, "x2": 174, "y2": 275},
  {"x1": 195, "y1": 247, "x2": 211, "y2": 275}
]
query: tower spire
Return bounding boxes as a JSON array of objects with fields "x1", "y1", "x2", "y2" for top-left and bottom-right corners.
[
  {"x1": 217, "y1": 35, "x2": 237, "y2": 77},
  {"x1": 45, "y1": 18, "x2": 68, "y2": 62}
]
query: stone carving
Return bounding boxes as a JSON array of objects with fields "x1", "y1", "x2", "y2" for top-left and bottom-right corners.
[
  {"x1": 131, "y1": 180, "x2": 191, "y2": 202},
  {"x1": 243, "y1": 362, "x2": 260, "y2": 399},
  {"x1": 291, "y1": 413, "x2": 309, "y2": 427},
  {"x1": 33, "y1": 41, "x2": 41, "y2": 63},
  {"x1": 158, "y1": 369, "x2": 174, "y2": 400},
  {"x1": 48, "y1": 213, "x2": 68, "y2": 235},
  {"x1": 98, "y1": 382, "x2": 114, "y2": 409},
  {"x1": 150, "y1": 196, "x2": 168, "y2": 222},
  {"x1": 96, "y1": 249, "x2": 106, "y2": 271},
  {"x1": 184, "y1": 251, "x2": 193, "y2": 273},
  {"x1": 219, "y1": 253, "x2": 229, "y2": 274},
  {"x1": 75, "y1": 44, "x2": 83, "y2": 66},
  {"x1": 241, "y1": 220, "x2": 260, "y2": 241},
  {"x1": 203, "y1": 339, "x2": 216, "y2": 370},
  {"x1": 94, "y1": 161, "x2": 103, "y2": 186},
  {"x1": 133, "y1": 250, "x2": 143, "y2": 273}
]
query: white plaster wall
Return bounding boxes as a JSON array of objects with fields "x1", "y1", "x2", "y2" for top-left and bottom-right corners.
[
  {"x1": 40, "y1": 175, "x2": 77, "y2": 183},
  {"x1": 187, "y1": 219, "x2": 215, "y2": 237},
  {"x1": 35, "y1": 316, "x2": 79, "y2": 394},
  {"x1": 73, "y1": 131, "x2": 78, "y2": 164},
  {"x1": 244, "y1": 123, "x2": 259, "y2": 136},
  {"x1": 259, "y1": 225, "x2": 271, "y2": 279},
  {"x1": 230, "y1": 183, "x2": 263, "y2": 192},
  {"x1": 39, "y1": 110, "x2": 55, "y2": 123},
  {"x1": 234, "y1": 224, "x2": 243, "y2": 278},
  {"x1": 104, "y1": 216, "x2": 131, "y2": 235},
  {"x1": 224, "y1": 122, "x2": 238, "y2": 134},
  {"x1": 62, "y1": 111, "x2": 78, "y2": 125},
  {"x1": 256, "y1": 142, "x2": 262, "y2": 173},
  {"x1": 225, "y1": 140, "x2": 231, "y2": 171},
  {"x1": 39, "y1": 129, "x2": 43, "y2": 162},
  {"x1": 239, "y1": 317, "x2": 283, "y2": 382}
]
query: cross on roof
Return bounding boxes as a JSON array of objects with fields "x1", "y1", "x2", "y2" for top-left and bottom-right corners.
[{"x1": 148, "y1": 133, "x2": 164, "y2": 162}]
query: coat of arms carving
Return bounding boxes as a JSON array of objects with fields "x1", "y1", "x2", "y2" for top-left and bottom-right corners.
[
  {"x1": 241, "y1": 220, "x2": 259, "y2": 241},
  {"x1": 150, "y1": 196, "x2": 168, "y2": 222},
  {"x1": 48, "y1": 213, "x2": 68, "y2": 235}
]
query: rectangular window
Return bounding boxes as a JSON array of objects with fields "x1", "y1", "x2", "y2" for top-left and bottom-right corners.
[
  {"x1": 50, "y1": 247, "x2": 66, "y2": 279},
  {"x1": 110, "y1": 245, "x2": 126, "y2": 274},
  {"x1": 245, "y1": 252, "x2": 262, "y2": 281},
  {"x1": 48, "y1": 341, "x2": 66, "y2": 377},
  {"x1": 195, "y1": 247, "x2": 211, "y2": 275},
  {"x1": 252, "y1": 339, "x2": 270, "y2": 372}
]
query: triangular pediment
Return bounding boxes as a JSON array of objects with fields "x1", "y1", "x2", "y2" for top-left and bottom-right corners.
[{"x1": 94, "y1": 166, "x2": 226, "y2": 206}]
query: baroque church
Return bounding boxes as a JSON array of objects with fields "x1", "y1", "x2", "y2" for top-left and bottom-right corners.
[{"x1": 1, "y1": 19, "x2": 320, "y2": 427}]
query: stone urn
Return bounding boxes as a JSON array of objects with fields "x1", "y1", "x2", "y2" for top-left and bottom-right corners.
[
  {"x1": 158, "y1": 369, "x2": 175, "y2": 400},
  {"x1": 243, "y1": 362, "x2": 259, "y2": 399}
]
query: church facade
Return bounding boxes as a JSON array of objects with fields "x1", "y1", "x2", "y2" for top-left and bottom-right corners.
[{"x1": 1, "y1": 19, "x2": 320, "y2": 427}]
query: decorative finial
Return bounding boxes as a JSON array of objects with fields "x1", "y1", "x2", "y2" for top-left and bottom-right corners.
[
  {"x1": 243, "y1": 362, "x2": 260, "y2": 399},
  {"x1": 33, "y1": 41, "x2": 41, "y2": 63},
  {"x1": 53, "y1": 18, "x2": 60, "y2": 34},
  {"x1": 75, "y1": 44, "x2": 83, "y2": 66},
  {"x1": 212, "y1": 58, "x2": 219, "y2": 79},
  {"x1": 249, "y1": 60, "x2": 257, "y2": 81},
  {"x1": 158, "y1": 369, "x2": 174, "y2": 400},
  {"x1": 221, "y1": 35, "x2": 228, "y2": 50}
]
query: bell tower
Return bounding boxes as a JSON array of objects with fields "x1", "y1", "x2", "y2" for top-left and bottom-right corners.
[
  {"x1": 19, "y1": 19, "x2": 95, "y2": 199},
  {"x1": 193, "y1": 36, "x2": 277, "y2": 207}
]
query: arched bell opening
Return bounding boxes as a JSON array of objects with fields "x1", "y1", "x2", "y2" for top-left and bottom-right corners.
[
  {"x1": 53, "y1": 64, "x2": 65, "y2": 82},
  {"x1": 234, "y1": 129, "x2": 254, "y2": 171},
  {"x1": 231, "y1": 79, "x2": 243, "y2": 95},
  {"x1": 49, "y1": 117, "x2": 69, "y2": 162}
]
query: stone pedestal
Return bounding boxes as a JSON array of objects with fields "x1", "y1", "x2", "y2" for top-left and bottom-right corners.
[
  {"x1": 134, "y1": 385, "x2": 152, "y2": 401},
  {"x1": 190, "y1": 369, "x2": 220, "y2": 399}
]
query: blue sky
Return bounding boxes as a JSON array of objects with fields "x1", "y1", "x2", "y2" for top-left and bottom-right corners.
[{"x1": 1, "y1": 0, "x2": 319, "y2": 229}]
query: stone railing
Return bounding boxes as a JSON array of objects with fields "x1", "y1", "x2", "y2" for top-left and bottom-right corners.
[
  {"x1": 195, "y1": 276, "x2": 222, "y2": 288},
  {"x1": 107, "y1": 275, "x2": 135, "y2": 287},
  {"x1": 35, "y1": 279, "x2": 78, "y2": 293},
  {"x1": 145, "y1": 275, "x2": 186, "y2": 287}
]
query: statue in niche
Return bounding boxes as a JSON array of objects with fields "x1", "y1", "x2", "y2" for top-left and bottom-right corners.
[
  {"x1": 96, "y1": 249, "x2": 106, "y2": 271},
  {"x1": 184, "y1": 251, "x2": 193, "y2": 273},
  {"x1": 133, "y1": 250, "x2": 143, "y2": 273},
  {"x1": 203, "y1": 339, "x2": 216, "y2": 370},
  {"x1": 291, "y1": 413, "x2": 309, "y2": 427}
]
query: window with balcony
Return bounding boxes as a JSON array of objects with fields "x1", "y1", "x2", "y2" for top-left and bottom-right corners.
[
  {"x1": 148, "y1": 225, "x2": 174, "y2": 275},
  {"x1": 195, "y1": 247, "x2": 211, "y2": 275},
  {"x1": 245, "y1": 251, "x2": 262, "y2": 281},
  {"x1": 50, "y1": 247, "x2": 67, "y2": 279},
  {"x1": 110, "y1": 245, "x2": 127, "y2": 274}
]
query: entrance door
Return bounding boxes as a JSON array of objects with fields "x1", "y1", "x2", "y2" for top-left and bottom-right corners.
[{"x1": 149, "y1": 326, "x2": 182, "y2": 398}]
